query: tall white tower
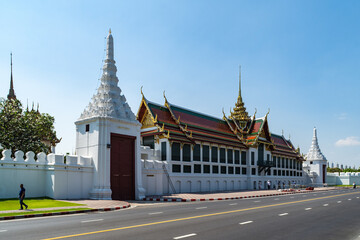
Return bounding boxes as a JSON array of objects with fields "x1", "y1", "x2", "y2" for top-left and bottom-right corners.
[
  {"x1": 75, "y1": 30, "x2": 145, "y2": 200},
  {"x1": 304, "y1": 127, "x2": 327, "y2": 186}
]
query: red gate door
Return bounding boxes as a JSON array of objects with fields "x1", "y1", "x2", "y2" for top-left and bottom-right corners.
[{"x1": 110, "y1": 133, "x2": 135, "y2": 200}]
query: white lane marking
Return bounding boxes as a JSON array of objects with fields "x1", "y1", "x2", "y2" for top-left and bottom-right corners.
[
  {"x1": 274, "y1": 198, "x2": 279, "y2": 200},
  {"x1": 348, "y1": 199, "x2": 352, "y2": 201},
  {"x1": 239, "y1": 221, "x2": 253, "y2": 225},
  {"x1": 0, "y1": 230, "x2": 7, "y2": 233},
  {"x1": 305, "y1": 208, "x2": 312, "y2": 211},
  {"x1": 229, "y1": 203, "x2": 238, "y2": 206},
  {"x1": 0, "y1": 213, "x2": 87, "y2": 223},
  {"x1": 254, "y1": 200, "x2": 261, "y2": 203},
  {"x1": 195, "y1": 207, "x2": 207, "y2": 209},
  {"x1": 279, "y1": 213, "x2": 288, "y2": 216},
  {"x1": 323, "y1": 204, "x2": 329, "y2": 206},
  {"x1": 357, "y1": 197, "x2": 359, "y2": 199},
  {"x1": 81, "y1": 219, "x2": 103, "y2": 223},
  {"x1": 337, "y1": 201, "x2": 342, "y2": 203},
  {"x1": 149, "y1": 212, "x2": 163, "y2": 215},
  {"x1": 173, "y1": 233, "x2": 197, "y2": 239}
]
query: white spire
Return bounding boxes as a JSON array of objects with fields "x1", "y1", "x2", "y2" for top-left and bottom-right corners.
[
  {"x1": 306, "y1": 127, "x2": 327, "y2": 161},
  {"x1": 79, "y1": 30, "x2": 136, "y2": 121}
]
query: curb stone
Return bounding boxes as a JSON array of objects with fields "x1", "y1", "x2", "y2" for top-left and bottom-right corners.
[
  {"x1": 142, "y1": 189, "x2": 329, "y2": 202},
  {"x1": 0, "y1": 204, "x2": 131, "y2": 221}
]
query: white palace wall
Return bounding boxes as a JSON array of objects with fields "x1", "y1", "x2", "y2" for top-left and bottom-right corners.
[
  {"x1": 140, "y1": 145, "x2": 306, "y2": 196},
  {"x1": 327, "y1": 172, "x2": 360, "y2": 186},
  {"x1": 0, "y1": 148, "x2": 93, "y2": 199}
]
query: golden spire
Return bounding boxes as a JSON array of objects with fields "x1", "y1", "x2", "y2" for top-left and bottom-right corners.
[
  {"x1": 109, "y1": 28, "x2": 111, "y2": 34},
  {"x1": 231, "y1": 65, "x2": 250, "y2": 122}
]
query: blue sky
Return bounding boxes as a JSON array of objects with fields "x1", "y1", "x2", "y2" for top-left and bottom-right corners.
[{"x1": 0, "y1": 0, "x2": 359, "y2": 167}]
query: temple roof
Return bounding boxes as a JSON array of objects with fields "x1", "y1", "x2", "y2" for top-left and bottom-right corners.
[
  {"x1": 305, "y1": 127, "x2": 326, "y2": 161},
  {"x1": 137, "y1": 92, "x2": 302, "y2": 162},
  {"x1": 271, "y1": 134, "x2": 303, "y2": 159},
  {"x1": 137, "y1": 94, "x2": 248, "y2": 148},
  {"x1": 137, "y1": 70, "x2": 303, "y2": 160}
]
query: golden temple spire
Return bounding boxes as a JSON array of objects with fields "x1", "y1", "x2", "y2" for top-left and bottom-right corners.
[{"x1": 230, "y1": 65, "x2": 250, "y2": 122}]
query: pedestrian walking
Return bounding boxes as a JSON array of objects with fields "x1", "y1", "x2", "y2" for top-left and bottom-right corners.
[
  {"x1": 353, "y1": 182, "x2": 356, "y2": 189},
  {"x1": 19, "y1": 184, "x2": 28, "y2": 210},
  {"x1": 267, "y1": 180, "x2": 271, "y2": 190}
]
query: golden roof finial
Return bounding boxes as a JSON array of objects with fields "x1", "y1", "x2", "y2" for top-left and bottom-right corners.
[
  {"x1": 229, "y1": 65, "x2": 250, "y2": 122},
  {"x1": 109, "y1": 28, "x2": 112, "y2": 34}
]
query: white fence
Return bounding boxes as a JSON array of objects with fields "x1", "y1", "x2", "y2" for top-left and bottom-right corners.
[{"x1": 0, "y1": 148, "x2": 93, "y2": 199}]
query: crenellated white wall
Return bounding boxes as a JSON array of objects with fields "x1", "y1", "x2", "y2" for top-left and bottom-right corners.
[
  {"x1": 327, "y1": 172, "x2": 360, "y2": 186},
  {"x1": 0, "y1": 148, "x2": 93, "y2": 199}
]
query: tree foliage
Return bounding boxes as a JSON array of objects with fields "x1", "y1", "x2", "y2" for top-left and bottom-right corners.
[
  {"x1": 327, "y1": 167, "x2": 360, "y2": 173},
  {"x1": 0, "y1": 98, "x2": 60, "y2": 155}
]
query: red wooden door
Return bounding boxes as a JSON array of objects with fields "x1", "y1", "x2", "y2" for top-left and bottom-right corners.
[{"x1": 110, "y1": 133, "x2": 135, "y2": 200}]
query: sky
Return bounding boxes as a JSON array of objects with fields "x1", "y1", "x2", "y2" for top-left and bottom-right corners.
[{"x1": 0, "y1": 0, "x2": 359, "y2": 168}]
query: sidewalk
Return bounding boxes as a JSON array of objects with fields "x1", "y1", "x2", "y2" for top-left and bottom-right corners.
[{"x1": 143, "y1": 187, "x2": 338, "y2": 202}]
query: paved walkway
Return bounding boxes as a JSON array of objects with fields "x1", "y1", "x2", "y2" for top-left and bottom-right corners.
[{"x1": 144, "y1": 187, "x2": 338, "y2": 201}]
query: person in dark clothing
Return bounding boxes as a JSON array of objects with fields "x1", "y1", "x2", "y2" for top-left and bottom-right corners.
[{"x1": 19, "y1": 184, "x2": 28, "y2": 210}]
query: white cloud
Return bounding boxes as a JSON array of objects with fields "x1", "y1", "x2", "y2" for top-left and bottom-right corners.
[
  {"x1": 335, "y1": 113, "x2": 348, "y2": 120},
  {"x1": 335, "y1": 137, "x2": 360, "y2": 147}
]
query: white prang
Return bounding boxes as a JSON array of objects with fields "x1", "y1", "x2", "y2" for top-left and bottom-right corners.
[
  {"x1": 306, "y1": 127, "x2": 326, "y2": 161},
  {"x1": 79, "y1": 32, "x2": 135, "y2": 122},
  {"x1": 75, "y1": 31, "x2": 145, "y2": 200},
  {"x1": 303, "y1": 127, "x2": 327, "y2": 186}
]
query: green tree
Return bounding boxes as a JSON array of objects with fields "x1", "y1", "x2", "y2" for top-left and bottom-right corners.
[{"x1": 0, "y1": 98, "x2": 60, "y2": 155}]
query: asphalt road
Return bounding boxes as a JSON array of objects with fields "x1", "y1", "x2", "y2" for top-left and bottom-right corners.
[{"x1": 1, "y1": 188, "x2": 360, "y2": 240}]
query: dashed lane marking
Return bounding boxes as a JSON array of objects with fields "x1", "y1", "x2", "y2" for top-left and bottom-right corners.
[
  {"x1": 348, "y1": 199, "x2": 352, "y2": 201},
  {"x1": 337, "y1": 201, "x2": 342, "y2": 203},
  {"x1": 149, "y1": 212, "x2": 163, "y2": 215},
  {"x1": 323, "y1": 204, "x2": 329, "y2": 206},
  {"x1": 239, "y1": 221, "x2": 253, "y2": 225},
  {"x1": 81, "y1": 219, "x2": 103, "y2": 223},
  {"x1": 0, "y1": 230, "x2": 7, "y2": 233},
  {"x1": 274, "y1": 198, "x2": 279, "y2": 200},
  {"x1": 254, "y1": 201, "x2": 261, "y2": 203},
  {"x1": 279, "y1": 213, "x2": 288, "y2": 216},
  {"x1": 229, "y1": 203, "x2": 238, "y2": 206},
  {"x1": 195, "y1": 207, "x2": 207, "y2": 210},
  {"x1": 305, "y1": 208, "x2": 312, "y2": 211},
  {"x1": 42, "y1": 192, "x2": 360, "y2": 240},
  {"x1": 173, "y1": 233, "x2": 197, "y2": 239}
]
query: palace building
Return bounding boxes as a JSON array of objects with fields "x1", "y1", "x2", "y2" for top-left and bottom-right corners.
[{"x1": 137, "y1": 74, "x2": 305, "y2": 193}]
